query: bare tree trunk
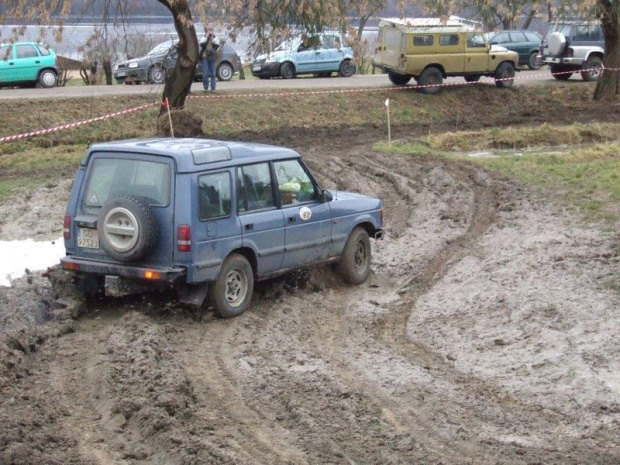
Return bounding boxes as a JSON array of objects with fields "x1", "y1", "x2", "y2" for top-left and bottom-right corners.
[
  {"x1": 156, "y1": 0, "x2": 198, "y2": 114},
  {"x1": 594, "y1": 1, "x2": 620, "y2": 101},
  {"x1": 103, "y1": 57, "x2": 113, "y2": 85},
  {"x1": 523, "y1": 8, "x2": 537, "y2": 30}
]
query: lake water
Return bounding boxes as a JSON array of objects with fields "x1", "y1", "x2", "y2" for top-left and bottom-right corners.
[{"x1": 0, "y1": 22, "x2": 378, "y2": 62}]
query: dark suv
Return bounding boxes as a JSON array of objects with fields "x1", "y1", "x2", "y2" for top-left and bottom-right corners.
[
  {"x1": 487, "y1": 30, "x2": 542, "y2": 70},
  {"x1": 113, "y1": 39, "x2": 241, "y2": 84},
  {"x1": 538, "y1": 21, "x2": 604, "y2": 81},
  {"x1": 61, "y1": 138, "x2": 384, "y2": 318}
]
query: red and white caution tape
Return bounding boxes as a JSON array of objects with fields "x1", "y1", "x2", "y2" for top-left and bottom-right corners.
[
  {"x1": 0, "y1": 66, "x2": 617, "y2": 144},
  {"x1": 0, "y1": 101, "x2": 159, "y2": 143}
]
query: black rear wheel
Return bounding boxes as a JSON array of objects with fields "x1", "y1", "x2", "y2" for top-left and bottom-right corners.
[
  {"x1": 418, "y1": 67, "x2": 443, "y2": 95},
  {"x1": 213, "y1": 254, "x2": 254, "y2": 318},
  {"x1": 388, "y1": 71, "x2": 412, "y2": 85},
  {"x1": 551, "y1": 65, "x2": 572, "y2": 80}
]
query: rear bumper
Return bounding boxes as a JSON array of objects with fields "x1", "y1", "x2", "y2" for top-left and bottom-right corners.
[
  {"x1": 541, "y1": 56, "x2": 584, "y2": 66},
  {"x1": 61, "y1": 256, "x2": 186, "y2": 284}
]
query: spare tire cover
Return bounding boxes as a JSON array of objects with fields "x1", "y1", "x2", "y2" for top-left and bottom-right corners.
[
  {"x1": 548, "y1": 32, "x2": 567, "y2": 56},
  {"x1": 98, "y1": 194, "x2": 159, "y2": 263}
]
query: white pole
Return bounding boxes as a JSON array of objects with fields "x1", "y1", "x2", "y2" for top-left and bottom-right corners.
[
  {"x1": 165, "y1": 97, "x2": 175, "y2": 138},
  {"x1": 385, "y1": 98, "x2": 391, "y2": 146}
]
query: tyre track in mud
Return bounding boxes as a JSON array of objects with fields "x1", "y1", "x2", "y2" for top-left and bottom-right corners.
[{"x1": 3, "y1": 138, "x2": 619, "y2": 464}]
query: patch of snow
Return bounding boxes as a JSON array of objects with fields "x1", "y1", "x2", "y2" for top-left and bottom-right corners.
[{"x1": 0, "y1": 238, "x2": 64, "y2": 287}]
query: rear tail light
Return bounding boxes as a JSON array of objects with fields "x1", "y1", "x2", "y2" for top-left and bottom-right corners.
[
  {"x1": 63, "y1": 214, "x2": 71, "y2": 239},
  {"x1": 62, "y1": 261, "x2": 80, "y2": 271},
  {"x1": 380, "y1": 207, "x2": 384, "y2": 225},
  {"x1": 177, "y1": 225, "x2": 191, "y2": 252}
]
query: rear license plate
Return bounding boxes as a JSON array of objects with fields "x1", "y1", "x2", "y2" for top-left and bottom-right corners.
[
  {"x1": 116, "y1": 72, "x2": 127, "y2": 77},
  {"x1": 77, "y1": 228, "x2": 99, "y2": 249},
  {"x1": 252, "y1": 65, "x2": 261, "y2": 71}
]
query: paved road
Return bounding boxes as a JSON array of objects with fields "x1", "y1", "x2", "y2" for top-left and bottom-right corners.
[{"x1": 0, "y1": 69, "x2": 565, "y2": 100}]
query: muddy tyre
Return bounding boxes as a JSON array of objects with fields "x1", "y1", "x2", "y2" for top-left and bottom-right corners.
[
  {"x1": 388, "y1": 71, "x2": 411, "y2": 85},
  {"x1": 494, "y1": 62, "x2": 515, "y2": 88},
  {"x1": 339, "y1": 59, "x2": 355, "y2": 77},
  {"x1": 98, "y1": 194, "x2": 159, "y2": 263},
  {"x1": 581, "y1": 56, "x2": 603, "y2": 82},
  {"x1": 337, "y1": 227, "x2": 371, "y2": 285},
  {"x1": 214, "y1": 254, "x2": 254, "y2": 318},
  {"x1": 280, "y1": 62, "x2": 295, "y2": 79},
  {"x1": 418, "y1": 67, "x2": 443, "y2": 95}
]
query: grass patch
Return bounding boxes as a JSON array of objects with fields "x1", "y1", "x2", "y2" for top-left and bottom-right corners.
[
  {"x1": 426, "y1": 123, "x2": 620, "y2": 151},
  {"x1": 381, "y1": 138, "x2": 620, "y2": 224}
]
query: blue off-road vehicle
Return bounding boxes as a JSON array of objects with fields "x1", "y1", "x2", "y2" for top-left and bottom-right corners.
[{"x1": 61, "y1": 138, "x2": 384, "y2": 318}]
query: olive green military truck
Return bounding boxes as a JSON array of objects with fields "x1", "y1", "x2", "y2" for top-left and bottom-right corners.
[{"x1": 373, "y1": 17, "x2": 520, "y2": 94}]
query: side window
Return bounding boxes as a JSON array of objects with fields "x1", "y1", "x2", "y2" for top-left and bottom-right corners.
[
  {"x1": 525, "y1": 32, "x2": 540, "y2": 42},
  {"x1": 0, "y1": 45, "x2": 11, "y2": 61},
  {"x1": 510, "y1": 32, "x2": 527, "y2": 42},
  {"x1": 491, "y1": 33, "x2": 507, "y2": 44},
  {"x1": 36, "y1": 45, "x2": 50, "y2": 56},
  {"x1": 413, "y1": 35, "x2": 434, "y2": 46},
  {"x1": 199, "y1": 172, "x2": 231, "y2": 220},
  {"x1": 274, "y1": 159, "x2": 318, "y2": 206},
  {"x1": 439, "y1": 34, "x2": 459, "y2": 46},
  {"x1": 15, "y1": 44, "x2": 38, "y2": 59},
  {"x1": 322, "y1": 35, "x2": 336, "y2": 49},
  {"x1": 237, "y1": 163, "x2": 274, "y2": 212},
  {"x1": 467, "y1": 33, "x2": 486, "y2": 48},
  {"x1": 576, "y1": 26, "x2": 599, "y2": 41}
]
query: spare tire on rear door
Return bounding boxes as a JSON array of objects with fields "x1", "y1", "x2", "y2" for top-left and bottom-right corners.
[{"x1": 98, "y1": 194, "x2": 159, "y2": 262}]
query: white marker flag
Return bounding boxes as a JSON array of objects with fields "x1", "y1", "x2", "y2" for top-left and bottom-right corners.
[{"x1": 385, "y1": 98, "x2": 390, "y2": 107}]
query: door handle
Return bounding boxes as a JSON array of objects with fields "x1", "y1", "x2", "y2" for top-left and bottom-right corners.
[
  {"x1": 35, "y1": 60, "x2": 40, "y2": 64},
  {"x1": 8, "y1": 62, "x2": 14, "y2": 65},
  {"x1": 245, "y1": 223, "x2": 254, "y2": 230},
  {"x1": 288, "y1": 217, "x2": 296, "y2": 223}
]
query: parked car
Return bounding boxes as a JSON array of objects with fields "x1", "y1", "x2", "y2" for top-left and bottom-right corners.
[
  {"x1": 0, "y1": 42, "x2": 59, "y2": 88},
  {"x1": 113, "y1": 38, "x2": 241, "y2": 84},
  {"x1": 61, "y1": 138, "x2": 384, "y2": 318},
  {"x1": 251, "y1": 32, "x2": 355, "y2": 79},
  {"x1": 538, "y1": 21, "x2": 604, "y2": 81},
  {"x1": 373, "y1": 17, "x2": 519, "y2": 94},
  {"x1": 486, "y1": 30, "x2": 542, "y2": 69}
]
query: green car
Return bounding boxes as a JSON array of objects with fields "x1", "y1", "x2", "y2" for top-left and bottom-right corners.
[{"x1": 0, "y1": 42, "x2": 59, "y2": 88}]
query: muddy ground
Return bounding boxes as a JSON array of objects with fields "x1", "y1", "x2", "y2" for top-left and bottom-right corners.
[{"x1": 1, "y1": 121, "x2": 620, "y2": 464}]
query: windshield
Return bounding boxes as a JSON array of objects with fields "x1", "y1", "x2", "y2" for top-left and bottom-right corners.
[
  {"x1": 274, "y1": 39, "x2": 299, "y2": 51},
  {"x1": 147, "y1": 41, "x2": 176, "y2": 56}
]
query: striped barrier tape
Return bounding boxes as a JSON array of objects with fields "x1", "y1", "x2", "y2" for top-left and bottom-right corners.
[{"x1": 0, "y1": 66, "x2": 616, "y2": 144}]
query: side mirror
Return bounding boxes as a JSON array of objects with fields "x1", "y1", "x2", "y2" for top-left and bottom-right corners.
[{"x1": 322, "y1": 189, "x2": 333, "y2": 203}]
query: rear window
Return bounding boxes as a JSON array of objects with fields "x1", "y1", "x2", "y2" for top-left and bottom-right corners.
[
  {"x1": 198, "y1": 171, "x2": 231, "y2": 220},
  {"x1": 0, "y1": 45, "x2": 11, "y2": 61},
  {"x1": 36, "y1": 45, "x2": 51, "y2": 56},
  {"x1": 82, "y1": 158, "x2": 170, "y2": 213}
]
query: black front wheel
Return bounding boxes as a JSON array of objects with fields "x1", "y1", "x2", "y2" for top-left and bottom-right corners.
[
  {"x1": 213, "y1": 254, "x2": 254, "y2": 318},
  {"x1": 494, "y1": 62, "x2": 516, "y2": 88},
  {"x1": 528, "y1": 52, "x2": 542, "y2": 70},
  {"x1": 581, "y1": 56, "x2": 603, "y2": 82},
  {"x1": 339, "y1": 59, "x2": 355, "y2": 77},
  {"x1": 280, "y1": 62, "x2": 295, "y2": 79},
  {"x1": 337, "y1": 227, "x2": 371, "y2": 285},
  {"x1": 551, "y1": 65, "x2": 572, "y2": 80}
]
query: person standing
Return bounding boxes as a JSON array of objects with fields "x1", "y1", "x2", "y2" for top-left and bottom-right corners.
[{"x1": 199, "y1": 33, "x2": 219, "y2": 92}]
